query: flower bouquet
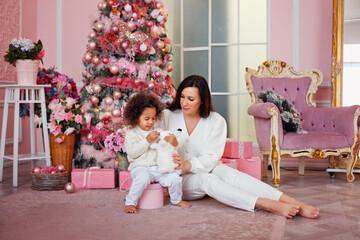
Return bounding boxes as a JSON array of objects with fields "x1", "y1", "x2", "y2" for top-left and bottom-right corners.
[
  {"x1": 104, "y1": 128, "x2": 128, "y2": 171},
  {"x1": 3, "y1": 37, "x2": 44, "y2": 65}
]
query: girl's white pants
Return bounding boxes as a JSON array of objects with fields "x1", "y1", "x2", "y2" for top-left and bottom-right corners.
[
  {"x1": 125, "y1": 166, "x2": 183, "y2": 206},
  {"x1": 182, "y1": 163, "x2": 283, "y2": 212}
]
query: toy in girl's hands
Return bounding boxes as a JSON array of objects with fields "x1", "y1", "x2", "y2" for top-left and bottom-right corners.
[{"x1": 150, "y1": 129, "x2": 182, "y2": 174}]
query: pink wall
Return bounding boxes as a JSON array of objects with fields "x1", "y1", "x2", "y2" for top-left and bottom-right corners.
[
  {"x1": 270, "y1": 0, "x2": 294, "y2": 65},
  {"x1": 271, "y1": 0, "x2": 332, "y2": 102}
]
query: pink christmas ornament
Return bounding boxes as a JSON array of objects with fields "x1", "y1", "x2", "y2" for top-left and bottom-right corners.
[
  {"x1": 32, "y1": 166, "x2": 41, "y2": 174},
  {"x1": 64, "y1": 182, "x2": 76, "y2": 194},
  {"x1": 97, "y1": 2, "x2": 105, "y2": 10},
  {"x1": 156, "y1": 40, "x2": 164, "y2": 49},
  {"x1": 107, "y1": 0, "x2": 114, "y2": 6},
  {"x1": 132, "y1": 13, "x2": 138, "y2": 19},
  {"x1": 88, "y1": 31, "x2": 96, "y2": 38},
  {"x1": 113, "y1": 90, "x2": 122, "y2": 99},
  {"x1": 110, "y1": 65, "x2": 119, "y2": 74},
  {"x1": 87, "y1": 133, "x2": 93, "y2": 141},
  {"x1": 111, "y1": 108, "x2": 121, "y2": 117},
  {"x1": 90, "y1": 96, "x2": 99, "y2": 105},
  {"x1": 92, "y1": 56, "x2": 101, "y2": 65},
  {"x1": 156, "y1": 2, "x2": 162, "y2": 9},
  {"x1": 116, "y1": 77, "x2": 122, "y2": 84},
  {"x1": 95, "y1": 22, "x2": 104, "y2": 31},
  {"x1": 88, "y1": 41, "x2": 97, "y2": 50},
  {"x1": 93, "y1": 84, "x2": 102, "y2": 93},
  {"x1": 148, "y1": 82, "x2": 154, "y2": 89},
  {"x1": 134, "y1": 79, "x2": 141, "y2": 85},
  {"x1": 127, "y1": 21, "x2": 135, "y2": 30},
  {"x1": 50, "y1": 169, "x2": 58, "y2": 174},
  {"x1": 144, "y1": 0, "x2": 152, "y2": 3},
  {"x1": 121, "y1": 42, "x2": 128, "y2": 49},
  {"x1": 83, "y1": 52, "x2": 92, "y2": 62},
  {"x1": 165, "y1": 44, "x2": 171, "y2": 53},
  {"x1": 155, "y1": 71, "x2": 160, "y2": 77},
  {"x1": 167, "y1": 64, "x2": 173, "y2": 72},
  {"x1": 146, "y1": 21, "x2": 153, "y2": 28},
  {"x1": 56, "y1": 164, "x2": 66, "y2": 172},
  {"x1": 104, "y1": 97, "x2": 114, "y2": 106},
  {"x1": 111, "y1": 26, "x2": 119, "y2": 32},
  {"x1": 102, "y1": 57, "x2": 109, "y2": 64}
]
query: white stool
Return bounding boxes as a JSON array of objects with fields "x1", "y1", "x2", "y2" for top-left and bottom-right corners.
[{"x1": 0, "y1": 85, "x2": 51, "y2": 187}]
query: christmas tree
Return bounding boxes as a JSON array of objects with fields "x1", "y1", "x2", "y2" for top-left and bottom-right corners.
[{"x1": 75, "y1": 0, "x2": 175, "y2": 169}]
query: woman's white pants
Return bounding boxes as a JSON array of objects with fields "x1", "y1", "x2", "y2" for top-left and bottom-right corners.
[
  {"x1": 125, "y1": 166, "x2": 183, "y2": 206},
  {"x1": 182, "y1": 163, "x2": 283, "y2": 212}
]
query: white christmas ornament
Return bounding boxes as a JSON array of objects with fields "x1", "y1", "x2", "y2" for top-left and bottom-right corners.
[
  {"x1": 140, "y1": 43, "x2": 147, "y2": 52},
  {"x1": 124, "y1": 4, "x2": 132, "y2": 12},
  {"x1": 144, "y1": 0, "x2": 152, "y2": 3}
]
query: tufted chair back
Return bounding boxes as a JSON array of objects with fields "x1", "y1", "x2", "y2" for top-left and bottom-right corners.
[{"x1": 251, "y1": 76, "x2": 312, "y2": 126}]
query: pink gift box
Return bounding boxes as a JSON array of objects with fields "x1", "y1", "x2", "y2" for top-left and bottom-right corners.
[
  {"x1": 222, "y1": 139, "x2": 252, "y2": 159},
  {"x1": 221, "y1": 158, "x2": 237, "y2": 169},
  {"x1": 236, "y1": 157, "x2": 261, "y2": 180},
  {"x1": 71, "y1": 168, "x2": 115, "y2": 189},
  {"x1": 119, "y1": 171, "x2": 132, "y2": 190}
]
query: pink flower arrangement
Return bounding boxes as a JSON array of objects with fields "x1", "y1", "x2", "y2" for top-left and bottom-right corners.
[
  {"x1": 47, "y1": 98, "x2": 85, "y2": 142},
  {"x1": 104, "y1": 128, "x2": 127, "y2": 154}
]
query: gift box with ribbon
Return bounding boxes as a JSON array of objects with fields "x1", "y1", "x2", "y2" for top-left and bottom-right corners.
[
  {"x1": 71, "y1": 167, "x2": 115, "y2": 189},
  {"x1": 220, "y1": 158, "x2": 238, "y2": 169},
  {"x1": 119, "y1": 171, "x2": 132, "y2": 190},
  {"x1": 222, "y1": 139, "x2": 252, "y2": 159},
  {"x1": 236, "y1": 157, "x2": 261, "y2": 180}
]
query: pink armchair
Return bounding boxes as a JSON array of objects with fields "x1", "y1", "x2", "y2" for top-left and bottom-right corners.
[{"x1": 245, "y1": 59, "x2": 360, "y2": 186}]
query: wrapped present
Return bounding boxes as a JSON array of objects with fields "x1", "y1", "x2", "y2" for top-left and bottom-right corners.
[
  {"x1": 236, "y1": 157, "x2": 261, "y2": 180},
  {"x1": 119, "y1": 171, "x2": 132, "y2": 190},
  {"x1": 222, "y1": 139, "x2": 252, "y2": 159},
  {"x1": 71, "y1": 167, "x2": 115, "y2": 189},
  {"x1": 221, "y1": 158, "x2": 237, "y2": 169}
]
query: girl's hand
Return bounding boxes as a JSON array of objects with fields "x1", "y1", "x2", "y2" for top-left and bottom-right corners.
[
  {"x1": 146, "y1": 131, "x2": 159, "y2": 143},
  {"x1": 173, "y1": 153, "x2": 191, "y2": 171},
  {"x1": 164, "y1": 134, "x2": 178, "y2": 147}
]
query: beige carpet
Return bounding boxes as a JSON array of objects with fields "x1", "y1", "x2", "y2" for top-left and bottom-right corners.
[{"x1": 0, "y1": 189, "x2": 286, "y2": 240}]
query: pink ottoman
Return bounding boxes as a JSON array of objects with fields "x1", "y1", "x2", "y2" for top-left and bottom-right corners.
[{"x1": 137, "y1": 183, "x2": 164, "y2": 209}]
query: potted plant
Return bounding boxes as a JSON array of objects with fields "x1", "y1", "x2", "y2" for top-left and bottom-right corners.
[{"x1": 3, "y1": 37, "x2": 45, "y2": 85}]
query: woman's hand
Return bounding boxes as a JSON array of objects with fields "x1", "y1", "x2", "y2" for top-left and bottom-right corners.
[
  {"x1": 173, "y1": 153, "x2": 191, "y2": 171},
  {"x1": 164, "y1": 134, "x2": 178, "y2": 147}
]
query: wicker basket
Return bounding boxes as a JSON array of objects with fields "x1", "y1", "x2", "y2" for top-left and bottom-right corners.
[
  {"x1": 31, "y1": 172, "x2": 69, "y2": 191},
  {"x1": 49, "y1": 134, "x2": 76, "y2": 174}
]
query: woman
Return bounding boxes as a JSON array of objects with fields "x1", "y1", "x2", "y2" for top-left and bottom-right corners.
[{"x1": 158, "y1": 75, "x2": 319, "y2": 219}]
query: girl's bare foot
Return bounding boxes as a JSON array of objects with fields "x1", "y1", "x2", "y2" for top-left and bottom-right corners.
[
  {"x1": 279, "y1": 194, "x2": 319, "y2": 219},
  {"x1": 124, "y1": 205, "x2": 138, "y2": 214},
  {"x1": 255, "y1": 198, "x2": 299, "y2": 218},
  {"x1": 175, "y1": 200, "x2": 192, "y2": 208}
]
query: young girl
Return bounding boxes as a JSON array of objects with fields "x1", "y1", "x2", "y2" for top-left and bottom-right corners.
[{"x1": 123, "y1": 92, "x2": 191, "y2": 214}]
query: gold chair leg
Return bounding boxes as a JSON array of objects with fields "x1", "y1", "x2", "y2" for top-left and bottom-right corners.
[
  {"x1": 262, "y1": 154, "x2": 269, "y2": 178},
  {"x1": 298, "y1": 157, "x2": 305, "y2": 176}
]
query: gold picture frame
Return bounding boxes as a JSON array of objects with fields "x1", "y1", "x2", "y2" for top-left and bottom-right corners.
[{"x1": 331, "y1": 0, "x2": 344, "y2": 107}]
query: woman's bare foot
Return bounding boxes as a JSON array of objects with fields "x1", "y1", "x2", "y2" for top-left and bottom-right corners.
[
  {"x1": 255, "y1": 198, "x2": 299, "y2": 218},
  {"x1": 175, "y1": 200, "x2": 192, "y2": 208},
  {"x1": 298, "y1": 203, "x2": 319, "y2": 219},
  {"x1": 279, "y1": 194, "x2": 319, "y2": 219},
  {"x1": 124, "y1": 205, "x2": 138, "y2": 214}
]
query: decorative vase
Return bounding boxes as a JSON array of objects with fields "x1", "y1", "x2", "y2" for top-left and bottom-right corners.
[
  {"x1": 49, "y1": 134, "x2": 76, "y2": 175},
  {"x1": 117, "y1": 152, "x2": 129, "y2": 171},
  {"x1": 15, "y1": 59, "x2": 40, "y2": 85}
]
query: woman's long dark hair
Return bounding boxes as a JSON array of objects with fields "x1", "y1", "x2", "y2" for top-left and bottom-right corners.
[{"x1": 168, "y1": 75, "x2": 214, "y2": 118}]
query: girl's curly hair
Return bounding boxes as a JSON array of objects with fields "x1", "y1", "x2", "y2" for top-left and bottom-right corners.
[{"x1": 124, "y1": 92, "x2": 165, "y2": 127}]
